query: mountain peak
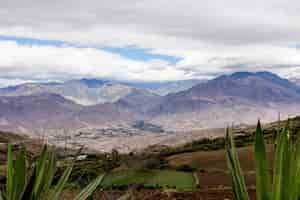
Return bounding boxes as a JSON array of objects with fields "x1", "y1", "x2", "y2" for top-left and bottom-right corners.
[
  {"x1": 229, "y1": 71, "x2": 279, "y2": 80},
  {"x1": 229, "y1": 72, "x2": 254, "y2": 79},
  {"x1": 78, "y1": 78, "x2": 110, "y2": 88}
]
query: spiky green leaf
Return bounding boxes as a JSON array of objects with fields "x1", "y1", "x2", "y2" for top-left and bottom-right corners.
[
  {"x1": 254, "y1": 120, "x2": 271, "y2": 200},
  {"x1": 73, "y1": 173, "x2": 106, "y2": 200},
  {"x1": 225, "y1": 128, "x2": 250, "y2": 200}
]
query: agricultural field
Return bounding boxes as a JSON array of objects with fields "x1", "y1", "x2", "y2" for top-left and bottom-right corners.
[
  {"x1": 101, "y1": 170, "x2": 196, "y2": 189},
  {"x1": 0, "y1": 117, "x2": 299, "y2": 199},
  {"x1": 166, "y1": 145, "x2": 273, "y2": 189}
]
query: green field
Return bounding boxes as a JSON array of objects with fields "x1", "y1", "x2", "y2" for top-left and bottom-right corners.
[{"x1": 101, "y1": 170, "x2": 196, "y2": 189}]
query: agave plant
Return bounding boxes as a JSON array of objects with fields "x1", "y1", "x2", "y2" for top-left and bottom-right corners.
[
  {"x1": 226, "y1": 120, "x2": 300, "y2": 200},
  {"x1": 0, "y1": 144, "x2": 107, "y2": 200}
]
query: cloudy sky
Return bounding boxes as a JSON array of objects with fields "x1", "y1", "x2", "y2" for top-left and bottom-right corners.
[{"x1": 0, "y1": 0, "x2": 300, "y2": 86}]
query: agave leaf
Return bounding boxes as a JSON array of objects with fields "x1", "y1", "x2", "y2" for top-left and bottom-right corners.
[
  {"x1": 254, "y1": 121, "x2": 271, "y2": 200},
  {"x1": 282, "y1": 129, "x2": 293, "y2": 200},
  {"x1": 7, "y1": 144, "x2": 14, "y2": 200},
  {"x1": 14, "y1": 147, "x2": 26, "y2": 200},
  {"x1": 293, "y1": 139, "x2": 300, "y2": 199},
  {"x1": 22, "y1": 166, "x2": 36, "y2": 200},
  {"x1": 0, "y1": 191, "x2": 4, "y2": 200},
  {"x1": 272, "y1": 125, "x2": 289, "y2": 200},
  {"x1": 42, "y1": 151, "x2": 57, "y2": 197},
  {"x1": 47, "y1": 164, "x2": 73, "y2": 200},
  {"x1": 31, "y1": 146, "x2": 49, "y2": 199},
  {"x1": 225, "y1": 128, "x2": 249, "y2": 200},
  {"x1": 289, "y1": 140, "x2": 297, "y2": 200},
  {"x1": 73, "y1": 173, "x2": 106, "y2": 200}
]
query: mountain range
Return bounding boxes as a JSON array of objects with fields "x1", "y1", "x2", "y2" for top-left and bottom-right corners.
[
  {"x1": 0, "y1": 71, "x2": 300, "y2": 136},
  {"x1": 0, "y1": 78, "x2": 203, "y2": 105}
]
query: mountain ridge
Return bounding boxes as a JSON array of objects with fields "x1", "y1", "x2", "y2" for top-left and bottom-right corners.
[{"x1": 0, "y1": 71, "x2": 300, "y2": 135}]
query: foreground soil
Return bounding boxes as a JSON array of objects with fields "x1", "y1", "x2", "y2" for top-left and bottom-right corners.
[{"x1": 61, "y1": 188, "x2": 256, "y2": 200}]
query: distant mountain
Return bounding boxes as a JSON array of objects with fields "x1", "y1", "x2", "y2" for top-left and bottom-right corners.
[
  {"x1": 160, "y1": 71, "x2": 300, "y2": 112},
  {"x1": 0, "y1": 93, "x2": 83, "y2": 133},
  {"x1": 0, "y1": 79, "x2": 139, "y2": 105},
  {"x1": 1, "y1": 71, "x2": 300, "y2": 135},
  {"x1": 149, "y1": 71, "x2": 300, "y2": 130},
  {"x1": 0, "y1": 88, "x2": 161, "y2": 135},
  {"x1": 125, "y1": 79, "x2": 204, "y2": 95},
  {"x1": 50, "y1": 79, "x2": 137, "y2": 105},
  {"x1": 77, "y1": 88, "x2": 162, "y2": 124},
  {"x1": 290, "y1": 78, "x2": 300, "y2": 87},
  {"x1": 0, "y1": 78, "x2": 205, "y2": 105},
  {"x1": 115, "y1": 88, "x2": 162, "y2": 114}
]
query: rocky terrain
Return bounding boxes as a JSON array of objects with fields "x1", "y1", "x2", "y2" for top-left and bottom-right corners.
[{"x1": 0, "y1": 71, "x2": 300, "y2": 151}]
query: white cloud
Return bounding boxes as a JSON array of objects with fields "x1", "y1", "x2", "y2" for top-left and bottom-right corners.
[
  {"x1": 0, "y1": 40, "x2": 300, "y2": 83},
  {"x1": 0, "y1": 0, "x2": 300, "y2": 82},
  {"x1": 0, "y1": 41, "x2": 189, "y2": 82},
  {"x1": 0, "y1": 78, "x2": 39, "y2": 88}
]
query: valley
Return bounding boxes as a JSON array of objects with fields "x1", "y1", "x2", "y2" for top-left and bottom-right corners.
[{"x1": 0, "y1": 71, "x2": 300, "y2": 152}]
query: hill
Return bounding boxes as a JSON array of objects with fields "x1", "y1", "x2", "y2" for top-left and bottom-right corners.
[{"x1": 150, "y1": 71, "x2": 300, "y2": 130}]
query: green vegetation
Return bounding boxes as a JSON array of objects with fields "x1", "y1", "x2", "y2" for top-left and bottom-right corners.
[
  {"x1": 158, "y1": 135, "x2": 253, "y2": 157},
  {"x1": 0, "y1": 144, "x2": 107, "y2": 200},
  {"x1": 160, "y1": 117, "x2": 300, "y2": 157},
  {"x1": 2, "y1": 117, "x2": 300, "y2": 199},
  {"x1": 101, "y1": 170, "x2": 196, "y2": 189},
  {"x1": 226, "y1": 120, "x2": 300, "y2": 200},
  {"x1": 0, "y1": 131, "x2": 27, "y2": 144}
]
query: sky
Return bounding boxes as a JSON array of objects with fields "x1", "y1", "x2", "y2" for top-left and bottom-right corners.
[{"x1": 0, "y1": 0, "x2": 300, "y2": 86}]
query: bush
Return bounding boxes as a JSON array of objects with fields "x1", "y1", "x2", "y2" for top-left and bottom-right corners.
[
  {"x1": 142, "y1": 158, "x2": 165, "y2": 169},
  {"x1": 175, "y1": 164, "x2": 196, "y2": 172}
]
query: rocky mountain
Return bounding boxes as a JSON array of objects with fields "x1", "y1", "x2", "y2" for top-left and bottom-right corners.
[
  {"x1": 149, "y1": 72, "x2": 300, "y2": 130},
  {"x1": 0, "y1": 78, "x2": 205, "y2": 105},
  {"x1": 0, "y1": 79, "x2": 138, "y2": 106},
  {"x1": 157, "y1": 72, "x2": 300, "y2": 113},
  {"x1": 76, "y1": 88, "x2": 163, "y2": 127},
  {"x1": 0, "y1": 88, "x2": 161, "y2": 136},
  {"x1": 1, "y1": 71, "x2": 300, "y2": 136},
  {"x1": 0, "y1": 93, "x2": 83, "y2": 133},
  {"x1": 125, "y1": 79, "x2": 204, "y2": 95}
]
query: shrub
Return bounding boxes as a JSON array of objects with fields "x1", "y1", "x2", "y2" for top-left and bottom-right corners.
[
  {"x1": 175, "y1": 164, "x2": 196, "y2": 172},
  {"x1": 142, "y1": 158, "x2": 164, "y2": 170}
]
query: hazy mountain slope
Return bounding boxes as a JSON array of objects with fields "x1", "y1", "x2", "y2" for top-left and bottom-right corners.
[
  {"x1": 125, "y1": 79, "x2": 204, "y2": 95},
  {"x1": 290, "y1": 78, "x2": 300, "y2": 87},
  {"x1": 116, "y1": 88, "x2": 163, "y2": 114},
  {"x1": 49, "y1": 80, "x2": 135, "y2": 105},
  {"x1": 0, "y1": 78, "x2": 204, "y2": 105},
  {"x1": 0, "y1": 83, "x2": 53, "y2": 96},
  {"x1": 154, "y1": 71, "x2": 300, "y2": 114},
  {"x1": 152, "y1": 80, "x2": 205, "y2": 95},
  {"x1": 149, "y1": 72, "x2": 300, "y2": 130},
  {"x1": 0, "y1": 79, "x2": 137, "y2": 105},
  {"x1": 1, "y1": 71, "x2": 300, "y2": 135},
  {"x1": 0, "y1": 88, "x2": 161, "y2": 134},
  {"x1": 0, "y1": 93, "x2": 83, "y2": 133},
  {"x1": 77, "y1": 88, "x2": 162, "y2": 125}
]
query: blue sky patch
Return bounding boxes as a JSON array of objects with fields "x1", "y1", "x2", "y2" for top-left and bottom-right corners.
[
  {"x1": 101, "y1": 45, "x2": 181, "y2": 65},
  {"x1": 0, "y1": 35, "x2": 66, "y2": 47},
  {"x1": 0, "y1": 35, "x2": 181, "y2": 64}
]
